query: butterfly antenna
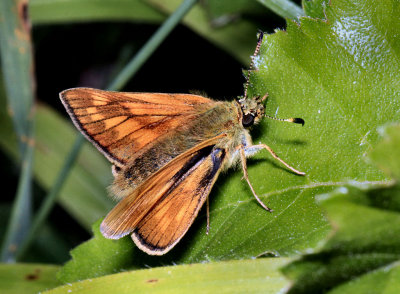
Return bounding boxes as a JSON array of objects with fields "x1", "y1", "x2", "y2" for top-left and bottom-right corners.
[
  {"x1": 243, "y1": 30, "x2": 264, "y2": 100},
  {"x1": 265, "y1": 115, "x2": 305, "y2": 126}
]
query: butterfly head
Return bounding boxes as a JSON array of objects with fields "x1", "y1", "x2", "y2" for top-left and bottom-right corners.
[{"x1": 237, "y1": 95, "x2": 266, "y2": 128}]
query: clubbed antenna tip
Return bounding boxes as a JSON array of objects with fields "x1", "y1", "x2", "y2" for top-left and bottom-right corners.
[
  {"x1": 289, "y1": 118, "x2": 305, "y2": 126},
  {"x1": 265, "y1": 115, "x2": 305, "y2": 126}
]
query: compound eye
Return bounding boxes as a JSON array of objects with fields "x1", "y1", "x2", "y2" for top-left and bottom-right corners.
[{"x1": 242, "y1": 113, "x2": 255, "y2": 127}]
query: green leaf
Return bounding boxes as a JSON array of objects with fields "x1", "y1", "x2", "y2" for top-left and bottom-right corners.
[
  {"x1": 29, "y1": 0, "x2": 165, "y2": 24},
  {"x1": 302, "y1": 0, "x2": 329, "y2": 19},
  {"x1": 283, "y1": 184, "x2": 400, "y2": 293},
  {"x1": 328, "y1": 261, "x2": 400, "y2": 294},
  {"x1": 248, "y1": 0, "x2": 400, "y2": 205},
  {"x1": 254, "y1": 1, "x2": 400, "y2": 288},
  {"x1": 50, "y1": 258, "x2": 292, "y2": 293},
  {"x1": 209, "y1": 0, "x2": 400, "y2": 263},
  {"x1": 0, "y1": 263, "x2": 61, "y2": 294},
  {"x1": 58, "y1": 0, "x2": 400, "y2": 282},
  {"x1": 58, "y1": 220, "x2": 136, "y2": 282},
  {"x1": 282, "y1": 123, "x2": 400, "y2": 292}
]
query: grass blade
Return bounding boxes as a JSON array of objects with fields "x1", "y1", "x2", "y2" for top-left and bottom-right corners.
[
  {"x1": 0, "y1": 0, "x2": 36, "y2": 262},
  {"x1": 1, "y1": 126, "x2": 34, "y2": 262}
]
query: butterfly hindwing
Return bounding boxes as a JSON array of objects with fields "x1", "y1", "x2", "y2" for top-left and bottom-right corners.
[
  {"x1": 132, "y1": 147, "x2": 226, "y2": 255},
  {"x1": 100, "y1": 138, "x2": 226, "y2": 255}
]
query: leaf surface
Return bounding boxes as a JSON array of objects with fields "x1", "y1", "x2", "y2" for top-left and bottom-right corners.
[
  {"x1": 283, "y1": 123, "x2": 400, "y2": 293},
  {"x1": 0, "y1": 263, "x2": 61, "y2": 294},
  {"x1": 50, "y1": 258, "x2": 291, "y2": 294}
]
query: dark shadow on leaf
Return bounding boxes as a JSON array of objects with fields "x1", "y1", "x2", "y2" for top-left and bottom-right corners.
[{"x1": 366, "y1": 184, "x2": 400, "y2": 213}]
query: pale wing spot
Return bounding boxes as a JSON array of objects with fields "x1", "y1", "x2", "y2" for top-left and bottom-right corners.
[
  {"x1": 78, "y1": 112, "x2": 107, "y2": 124},
  {"x1": 92, "y1": 113, "x2": 108, "y2": 122},
  {"x1": 111, "y1": 118, "x2": 146, "y2": 138},
  {"x1": 91, "y1": 99, "x2": 109, "y2": 106},
  {"x1": 84, "y1": 116, "x2": 129, "y2": 135},
  {"x1": 75, "y1": 106, "x2": 102, "y2": 116},
  {"x1": 80, "y1": 114, "x2": 101, "y2": 124},
  {"x1": 103, "y1": 116, "x2": 129, "y2": 129}
]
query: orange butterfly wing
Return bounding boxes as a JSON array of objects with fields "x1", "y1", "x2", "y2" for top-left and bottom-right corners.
[
  {"x1": 100, "y1": 136, "x2": 226, "y2": 255},
  {"x1": 132, "y1": 147, "x2": 226, "y2": 255},
  {"x1": 59, "y1": 87, "x2": 214, "y2": 166}
]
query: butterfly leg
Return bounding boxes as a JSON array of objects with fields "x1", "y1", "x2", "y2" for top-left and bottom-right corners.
[
  {"x1": 239, "y1": 147, "x2": 273, "y2": 212},
  {"x1": 244, "y1": 144, "x2": 305, "y2": 176}
]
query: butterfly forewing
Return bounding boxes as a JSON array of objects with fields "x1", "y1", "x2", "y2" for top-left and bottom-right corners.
[{"x1": 60, "y1": 88, "x2": 214, "y2": 166}]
